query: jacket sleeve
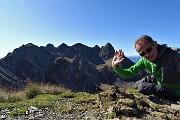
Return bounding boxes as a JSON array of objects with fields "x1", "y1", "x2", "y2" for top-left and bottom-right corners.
[{"x1": 112, "y1": 58, "x2": 146, "y2": 79}]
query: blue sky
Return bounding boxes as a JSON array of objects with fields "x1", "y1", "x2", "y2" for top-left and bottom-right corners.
[{"x1": 0, "y1": 0, "x2": 180, "y2": 58}]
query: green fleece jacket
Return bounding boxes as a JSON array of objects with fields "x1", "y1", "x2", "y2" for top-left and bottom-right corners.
[{"x1": 113, "y1": 45, "x2": 180, "y2": 96}]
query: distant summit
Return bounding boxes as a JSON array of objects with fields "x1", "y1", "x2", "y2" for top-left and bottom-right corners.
[
  {"x1": 0, "y1": 43, "x2": 145, "y2": 93},
  {"x1": 128, "y1": 55, "x2": 141, "y2": 63}
]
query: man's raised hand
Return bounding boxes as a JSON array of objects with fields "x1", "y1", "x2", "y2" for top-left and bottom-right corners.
[{"x1": 112, "y1": 49, "x2": 125, "y2": 67}]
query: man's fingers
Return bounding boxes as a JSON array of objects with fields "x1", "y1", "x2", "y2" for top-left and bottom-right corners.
[
  {"x1": 120, "y1": 49, "x2": 122, "y2": 56},
  {"x1": 113, "y1": 53, "x2": 119, "y2": 63},
  {"x1": 112, "y1": 55, "x2": 116, "y2": 61},
  {"x1": 120, "y1": 51, "x2": 124, "y2": 58},
  {"x1": 112, "y1": 49, "x2": 125, "y2": 67},
  {"x1": 119, "y1": 58, "x2": 125, "y2": 63},
  {"x1": 117, "y1": 49, "x2": 124, "y2": 57},
  {"x1": 114, "y1": 50, "x2": 117, "y2": 55},
  {"x1": 118, "y1": 56, "x2": 123, "y2": 60}
]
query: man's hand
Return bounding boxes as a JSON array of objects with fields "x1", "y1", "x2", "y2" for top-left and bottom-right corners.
[{"x1": 112, "y1": 49, "x2": 125, "y2": 67}]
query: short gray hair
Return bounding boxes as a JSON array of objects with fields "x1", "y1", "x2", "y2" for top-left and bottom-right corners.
[{"x1": 134, "y1": 35, "x2": 155, "y2": 48}]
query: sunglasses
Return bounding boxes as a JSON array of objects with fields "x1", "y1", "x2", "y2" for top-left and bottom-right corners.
[{"x1": 139, "y1": 46, "x2": 153, "y2": 56}]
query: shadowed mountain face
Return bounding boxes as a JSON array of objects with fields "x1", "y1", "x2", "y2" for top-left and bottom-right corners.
[{"x1": 0, "y1": 43, "x2": 145, "y2": 93}]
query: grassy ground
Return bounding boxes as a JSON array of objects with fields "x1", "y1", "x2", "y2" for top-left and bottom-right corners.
[
  {"x1": 0, "y1": 83, "x2": 179, "y2": 119},
  {"x1": 0, "y1": 82, "x2": 99, "y2": 117}
]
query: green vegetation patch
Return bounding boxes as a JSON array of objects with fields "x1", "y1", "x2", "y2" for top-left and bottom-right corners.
[
  {"x1": 73, "y1": 92, "x2": 97, "y2": 103},
  {"x1": 57, "y1": 101, "x2": 73, "y2": 113},
  {"x1": 28, "y1": 94, "x2": 63, "y2": 108},
  {"x1": 125, "y1": 88, "x2": 140, "y2": 96},
  {"x1": 0, "y1": 101, "x2": 26, "y2": 109},
  {"x1": 0, "y1": 94, "x2": 62, "y2": 109},
  {"x1": 58, "y1": 92, "x2": 76, "y2": 98},
  {"x1": 35, "y1": 94, "x2": 61, "y2": 100},
  {"x1": 9, "y1": 107, "x2": 28, "y2": 116}
]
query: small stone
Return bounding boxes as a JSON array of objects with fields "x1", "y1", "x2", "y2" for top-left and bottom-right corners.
[
  {"x1": 29, "y1": 106, "x2": 38, "y2": 110},
  {"x1": 171, "y1": 104, "x2": 180, "y2": 111},
  {"x1": 177, "y1": 101, "x2": 180, "y2": 105},
  {"x1": 26, "y1": 110, "x2": 30, "y2": 115},
  {"x1": 108, "y1": 118, "x2": 120, "y2": 120},
  {"x1": 0, "y1": 115, "x2": 6, "y2": 119},
  {"x1": 107, "y1": 106, "x2": 113, "y2": 113},
  {"x1": 36, "y1": 113, "x2": 44, "y2": 117},
  {"x1": 132, "y1": 118, "x2": 142, "y2": 120},
  {"x1": 28, "y1": 116, "x2": 34, "y2": 120}
]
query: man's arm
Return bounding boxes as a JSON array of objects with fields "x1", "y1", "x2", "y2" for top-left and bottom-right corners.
[{"x1": 112, "y1": 58, "x2": 146, "y2": 78}]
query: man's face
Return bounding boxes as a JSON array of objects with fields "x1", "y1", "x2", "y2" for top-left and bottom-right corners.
[{"x1": 135, "y1": 40, "x2": 158, "y2": 61}]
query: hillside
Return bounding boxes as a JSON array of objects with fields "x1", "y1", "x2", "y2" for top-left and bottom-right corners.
[
  {"x1": 0, "y1": 84, "x2": 179, "y2": 120},
  {"x1": 0, "y1": 43, "x2": 180, "y2": 119},
  {"x1": 0, "y1": 43, "x2": 145, "y2": 93}
]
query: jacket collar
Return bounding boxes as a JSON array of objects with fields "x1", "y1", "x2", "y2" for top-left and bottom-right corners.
[{"x1": 152, "y1": 44, "x2": 169, "y2": 63}]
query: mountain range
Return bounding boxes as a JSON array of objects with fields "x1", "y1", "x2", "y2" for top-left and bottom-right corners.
[
  {"x1": 0, "y1": 43, "x2": 145, "y2": 93},
  {"x1": 128, "y1": 55, "x2": 141, "y2": 63}
]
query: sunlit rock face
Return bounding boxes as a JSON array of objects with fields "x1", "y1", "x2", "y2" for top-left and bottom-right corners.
[{"x1": 0, "y1": 43, "x2": 146, "y2": 92}]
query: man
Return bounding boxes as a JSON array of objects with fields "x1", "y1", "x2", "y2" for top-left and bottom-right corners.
[{"x1": 112, "y1": 35, "x2": 180, "y2": 102}]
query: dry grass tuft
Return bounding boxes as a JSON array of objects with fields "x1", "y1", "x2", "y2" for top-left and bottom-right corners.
[
  {"x1": 0, "y1": 88, "x2": 25, "y2": 102},
  {"x1": 0, "y1": 82, "x2": 71, "y2": 101},
  {"x1": 39, "y1": 83, "x2": 71, "y2": 95}
]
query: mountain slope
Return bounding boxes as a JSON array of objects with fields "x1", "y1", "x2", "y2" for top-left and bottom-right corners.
[{"x1": 0, "y1": 43, "x2": 145, "y2": 93}]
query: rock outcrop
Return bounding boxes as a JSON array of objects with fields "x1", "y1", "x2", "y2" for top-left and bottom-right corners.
[
  {"x1": 0, "y1": 43, "x2": 145, "y2": 92},
  {"x1": 0, "y1": 86, "x2": 180, "y2": 120}
]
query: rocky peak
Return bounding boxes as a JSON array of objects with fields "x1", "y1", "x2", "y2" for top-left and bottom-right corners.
[
  {"x1": 57, "y1": 43, "x2": 69, "y2": 50},
  {"x1": 72, "y1": 43, "x2": 88, "y2": 48},
  {"x1": 24, "y1": 43, "x2": 37, "y2": 47},
  {"x1": 99, "y1": 43, "x2": 115, "y2": 60},
  {"x1": 0, "y1": 42, "x2": 146, "y2": 92},
  {"x1": 18, "y1": 43, "x2": 39, "y2": 52},
  {"x1": 46, "y1": 43, "x2": 55, "y2": 49},
  {"x1": 93, "y1": 45, "x2": 101, "y2": 51}
]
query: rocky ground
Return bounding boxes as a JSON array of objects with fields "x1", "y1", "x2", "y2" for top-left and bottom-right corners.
[{"x1": 0, "y1": 86, "x2": 180, "y2": 120}]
